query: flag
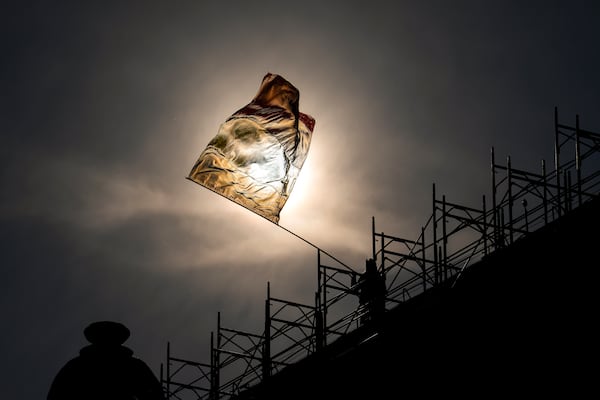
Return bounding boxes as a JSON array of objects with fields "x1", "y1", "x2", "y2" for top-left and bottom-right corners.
[{"x1": 187, "y1": 73, "x2": 315, "y2": 224}]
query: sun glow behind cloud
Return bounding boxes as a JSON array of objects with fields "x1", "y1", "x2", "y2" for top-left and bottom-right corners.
[{"x1": 168, "y1": 54, "x2": 386, "y2": 270}]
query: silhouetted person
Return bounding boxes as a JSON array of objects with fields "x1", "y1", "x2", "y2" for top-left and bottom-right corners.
[
  {"x1": 358, "y1": 258, "x2": 386, "y2": 324},
  {"x1": 47, "y1": 321, "x2": 164, "y2": 400}
]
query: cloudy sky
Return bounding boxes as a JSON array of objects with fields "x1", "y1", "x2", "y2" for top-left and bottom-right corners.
[{"x1": 2, "y1": 1, "x2": 600, "y2": 398}]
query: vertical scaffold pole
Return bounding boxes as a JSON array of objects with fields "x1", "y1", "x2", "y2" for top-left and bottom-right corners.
[
  {"x1": 166, "y1": 342, "x2": 171, "y2": 400},
  {"x1": 507, "y1": 156, "x2": 514, "y2": 244},
  {"x1": 555, "y1": 106, "x2": 562, "y2": 217},
  {"x1": 442, "y1": 195, "x2": 448, "y2": 281},
  {"x1": 432, "y1": 183, "x2": 438, "y2": 285},
  {"x1": 491, "y1": 147, "x2": 498, "y2": 249},
  {"x1": 421, "y1": 227, "x2": 426, "y2": 292},
  {"x1": 372, "y1": 216, "x2": 376, "y2": 263},
  {"x1": 318, "y1": 250, "x2": 327, "y2": 347},
  {"x1": 210, "y1": 332, "x2": 216, "y2": 400},
  {"x1": 576, "y1": 114, "x2": 583, "y2": 206},
  {"x1": 315, "y1": 291, "x2": 323, "y2": 352},
  {"x1": 216, "y1": 312, "x2": 221, "y2": 398},
  {"x1": 542, "y1": 160, "x2": 548, "y2": 225},
  {"x1": 316, "y1": 249, "x2": 321, "y2": 314},
  {"x1": 263, "y1": 283, "x2": 271, "y2": 381},
  {"x1": 380, "y1": 231, "x2": 385, "y2": 274}
]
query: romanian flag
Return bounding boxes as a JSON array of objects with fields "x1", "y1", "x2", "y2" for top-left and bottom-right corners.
[{"x1": 188, "y1": 73, "x2": 315, "y2": 224}]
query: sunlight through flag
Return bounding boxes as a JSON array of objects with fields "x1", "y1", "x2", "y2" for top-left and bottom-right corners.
[{"x1": 187, "y1": 73, "x2": 315, "y2": 224}]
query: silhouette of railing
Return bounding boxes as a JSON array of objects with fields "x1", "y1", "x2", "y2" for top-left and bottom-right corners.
[{"x1": 161, "y1": 108, "x2": 600, "y2": 399}]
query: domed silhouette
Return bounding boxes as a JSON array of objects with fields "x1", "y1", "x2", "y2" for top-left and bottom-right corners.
[{"x1": 47, "y1": 321, "x2": 164, "y2": 400}]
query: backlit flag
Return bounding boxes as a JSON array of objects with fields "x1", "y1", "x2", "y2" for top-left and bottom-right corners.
[{"x1": 187, "y1": 73, "x2": 315, "y2": 224}]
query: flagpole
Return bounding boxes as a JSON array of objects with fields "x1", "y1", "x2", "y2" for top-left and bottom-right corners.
[
  {"x1": 276, "y1": 223, "x2": 357, "y2": 273},
  {"x1": 186, "y1": 176, "x2": 357, "y2": 273}
]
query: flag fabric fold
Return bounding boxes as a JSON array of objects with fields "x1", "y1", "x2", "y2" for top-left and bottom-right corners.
[{"x1": 188, "y1": 73, "x2": 315, "y2": 224}]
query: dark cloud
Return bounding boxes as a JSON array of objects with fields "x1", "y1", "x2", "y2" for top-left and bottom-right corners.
[{"x1": 2, "y1": 1, "x2": 600, "y2": 399}]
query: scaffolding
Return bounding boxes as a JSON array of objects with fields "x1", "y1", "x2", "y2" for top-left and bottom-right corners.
[{"x1": 161, "y1": 108, "x2": 600, "y2": 399}]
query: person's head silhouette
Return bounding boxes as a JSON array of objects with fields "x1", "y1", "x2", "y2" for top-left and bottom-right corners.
[
  {"x1": 83, "y1": 320, "x2": 130, "y2": 345},
  {"x1": 47, "y1": 321, "x2": 164, "y2": 400}
]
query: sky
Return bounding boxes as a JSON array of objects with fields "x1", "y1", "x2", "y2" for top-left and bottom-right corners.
[{"x1": 2, "y1": 1, "x2": 600, "y2": 398}]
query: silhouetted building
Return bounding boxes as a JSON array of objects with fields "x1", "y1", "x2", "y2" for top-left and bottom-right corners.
[{"x1": 48, "y1": 321, "x2": 164, "y2": 400}]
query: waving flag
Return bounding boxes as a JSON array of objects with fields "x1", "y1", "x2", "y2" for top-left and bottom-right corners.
[{"x1": 188, "y1": 73, "x2": 315, "y2": 224}]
